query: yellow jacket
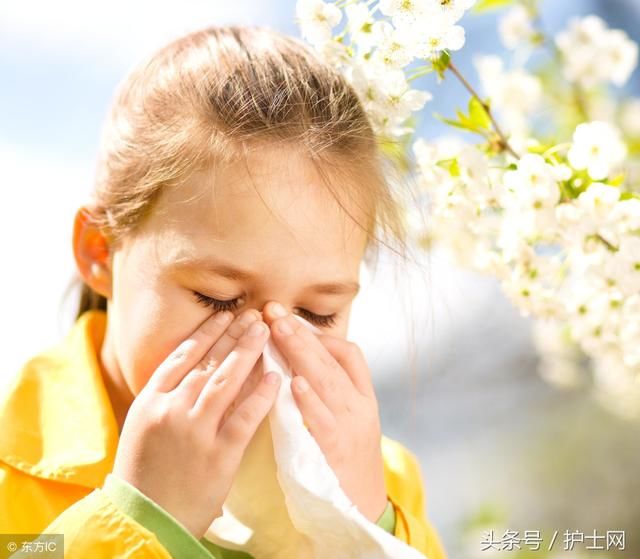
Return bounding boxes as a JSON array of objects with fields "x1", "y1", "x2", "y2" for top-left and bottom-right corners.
[{"x1": 0, "y1": 310, "x2": 447, "y2": 558}]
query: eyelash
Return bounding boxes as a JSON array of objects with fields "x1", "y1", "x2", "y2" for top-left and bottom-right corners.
[{"x1": 191, "y1": 291, "x2": 337, "y2": 328}]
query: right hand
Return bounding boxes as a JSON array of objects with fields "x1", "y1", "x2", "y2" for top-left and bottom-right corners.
[{"x1": 111, "y1": 309, "x2": 281, "y2": 539}]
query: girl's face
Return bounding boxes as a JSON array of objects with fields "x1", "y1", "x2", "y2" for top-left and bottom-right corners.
[{"x1": 97, "y1": 147, "x2": 369, "y2": 396}]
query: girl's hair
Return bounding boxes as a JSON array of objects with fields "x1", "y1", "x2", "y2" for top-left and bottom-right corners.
[{"x1": 70, "y1": 25, "x2": 411, "y2": 320}]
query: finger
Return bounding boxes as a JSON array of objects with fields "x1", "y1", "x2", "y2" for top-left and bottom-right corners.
[
  {"x1": 172, "y1": 364, "x2": 217, "y2": 409},
  {"x1": 192, "y1": 319, "x2": 270, "y2": 425},
  {"x1": 270, "y1": 314, "x2": 351, "y2": 413},
  {"x1": 291, "y1": 376, "x2": 337, "y2": 443},
  {"x1": 172, "y1": 309, "x2": 261, "y2": 401},
  {"x1": 195, "y1": 309, "x2": 262, "y2": 374},
  {"x1": 315, "y1": 335, "x2": 376, "y2": 399},
  {"x1": 146, "y1": 310, "x2": 234, "y2": 393},
  {"x1": 214, "y1": 371, "x2": 281, "y2": 477},
  {"x1": 216, "y1": 359, "x2": 265, "y2": 427}
]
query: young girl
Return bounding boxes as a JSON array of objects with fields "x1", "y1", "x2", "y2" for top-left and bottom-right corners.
[{"x1": 0, "y1": 25, "x2": 447, "y2": 559}]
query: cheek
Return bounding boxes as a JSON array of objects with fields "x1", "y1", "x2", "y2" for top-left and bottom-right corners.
[
  {"x1": 324, "y1": 315, "x2": 348, "y2": 338},
  {"x1": 111, "y1": 274, "x2": 208, "y2": 394}
]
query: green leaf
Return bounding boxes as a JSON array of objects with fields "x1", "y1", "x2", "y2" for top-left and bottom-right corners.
[
  {"x1": 628, "y1": 139, "x2": 640, "y2": 156},
  {"x1": 525, "y1": 143, "x2": 554, "y2": 155},
  {"x1": 435, "y1": 114, "x2": 484, "y2": 134},
  {"x1": 457, "y1": 107, "x2": 485, "y2": 133},
  {"x1": 468, "y1": 97, "x2": 491, "y2": 130},
  {"x1": 620, "y1": 191, "x2": 640, "y2": 200},
  {"x1": 456, "y1": 109, "x2": 469, "y2": 123},
  {"x1": 607, "y1": 174, "x2": 625, "y2": 187},
  {"x1": 472, "y1": 0, "x2": 516, "y2": 13},
  {"x1": 437, "y1": 158, "x2": 461, "y2": 177},
  {"x1": 441, "y1": 117, "x2": 476, "y2": 131}
]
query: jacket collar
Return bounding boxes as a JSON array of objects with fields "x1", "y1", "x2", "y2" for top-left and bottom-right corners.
[{"x1": 0, "y1": 310, "x2": 119, "y2": 489}]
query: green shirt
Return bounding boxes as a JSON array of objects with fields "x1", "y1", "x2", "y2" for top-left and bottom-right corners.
[{"x1": 102, "y1": 473, "x2": 396, "y2": 559}]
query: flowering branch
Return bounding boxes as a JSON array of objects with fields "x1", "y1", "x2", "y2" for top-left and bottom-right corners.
[
  {"x1": 296, "y1": 0, "x2": 640, "y2": 419},
  {"x1": 445, "y1": 60, "x2": 521, "y2": 159}
]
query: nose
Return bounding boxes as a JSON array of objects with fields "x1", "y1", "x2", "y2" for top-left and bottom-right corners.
[{"x1": 247, "y1": 300, "x2": 290, "y2": 323}]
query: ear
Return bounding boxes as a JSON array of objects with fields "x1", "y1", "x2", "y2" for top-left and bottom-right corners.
[{"x1": 72, "y1": 206, "x2": 113, "y2": 299}]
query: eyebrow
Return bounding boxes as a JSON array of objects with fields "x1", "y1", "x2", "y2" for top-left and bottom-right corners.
[{"x1": 170, "y1": 257, "x2": 360, "y2": 296}]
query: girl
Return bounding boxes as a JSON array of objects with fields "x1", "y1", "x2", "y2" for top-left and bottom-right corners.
[{"x1": 0, "y1": 25, "x2": 447, "y2": 559}]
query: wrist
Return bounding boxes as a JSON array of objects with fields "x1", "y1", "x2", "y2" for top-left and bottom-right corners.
[{"x1": 362, "y1": 492, "x2": 390, "y2": 523}]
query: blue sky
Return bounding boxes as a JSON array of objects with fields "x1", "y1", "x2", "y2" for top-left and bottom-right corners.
[{"x1": 1, "y1": 0, "x2": 638, "y2": 162}]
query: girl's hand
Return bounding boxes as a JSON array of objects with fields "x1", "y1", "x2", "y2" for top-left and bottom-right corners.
[
  {"x1": 263, "y1": 302, "x2": 388, "y2": 524},
  {"x1": 112, "y1": 309, "x2": 281, "y2": 539}
]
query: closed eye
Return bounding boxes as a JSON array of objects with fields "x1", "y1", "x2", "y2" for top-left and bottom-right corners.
[
  {"x1": 294, "y1": 307, "x2": 337, "y2": 328},
  {"x1": 191, "y1": 291, "x2": 337, "y2": 328}
]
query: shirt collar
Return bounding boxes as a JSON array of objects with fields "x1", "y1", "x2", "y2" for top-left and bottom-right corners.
[{"x1": 0, "y1": 310, "x2": 119, "y2": 489}]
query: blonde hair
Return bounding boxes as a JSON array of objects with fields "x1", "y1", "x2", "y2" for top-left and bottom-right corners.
[{"x1": 72, "y1": 25, "x2": 410, "y2": 319}]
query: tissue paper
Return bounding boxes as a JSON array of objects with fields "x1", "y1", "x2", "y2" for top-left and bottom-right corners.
[{"x1": 203, "y1": 315, "x2": 428, "y2": 559}]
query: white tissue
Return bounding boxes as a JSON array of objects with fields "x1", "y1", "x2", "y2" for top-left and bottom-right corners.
[{"x1": 203, "y1": 315, "x2": 428, "y2": 559}]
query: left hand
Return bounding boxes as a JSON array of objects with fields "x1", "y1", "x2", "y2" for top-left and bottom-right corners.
[{"x1": 263, "y1": 302, "x2": 388, "y2": 523}]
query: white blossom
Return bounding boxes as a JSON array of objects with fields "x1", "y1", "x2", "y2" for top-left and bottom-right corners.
[
  {"x1": 609, "y1": 198, "x2": 640, "y2": 233},
  {"x1": 499, "y1": 5, "x2": 535, "y2": 50},
  {"x1": 296, "y1": 0, "x2": 342, "y2": 46},
  {"x1": 619, "y1": 295, "x2": 640, "y2": 368},
  {"x1": 458, "y1": 145, "x2": 489, "y2": 191},
  {"x1": 350, "y1": 63, "x2": 431, "y2": 136},
  {"x1": 502, "y1": 154, "x2": 561, "y2": 209},
  {"x1": 315, "y1": 37, "x2": 350, "y2": 65},
  {"x1": 555, "y1": 15, "x2": 639, "y2": 87},
  {"x1": 567, "y1": 121, "x2": 627, "y2": 180},
  {"x1": 369, "y1": 20, "x2": 416, "y2": 69},
  {"x1": 379, "y1": 0, "x2": 427, "y2": 28},
  {"x1": 410, "y1": 16, "x2": 467, "y2": 56},
  {"x1": 475, "y1": 55, "x2": 542, "y2": 136},
  {"x1": 602, "y1": 236, "x2": 640, "y2": 296},
  {"x1": 573, "y1": 183, "x2": 622, "y2": 247},
  {"x1": 577, "y1": 182, "x2": 621, "y2": 215},
  {"x1": 345, "y1": 3, "x2": 377, "y2": 53},
  {"x1": 424, "y1": 0, "x2": 475, "y2": 25},
  {"x1": 412, "y1": 138, "x2": 458, "y2": 193},
  {"x1": 603, "y1": 29, "x2": 640, "y2": 86}
]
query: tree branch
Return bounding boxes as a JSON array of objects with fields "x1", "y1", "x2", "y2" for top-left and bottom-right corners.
[{"x1": 446, "y1": 60, "x2": 521, "y2": 160}]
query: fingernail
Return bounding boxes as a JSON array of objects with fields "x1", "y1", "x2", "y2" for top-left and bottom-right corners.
[
  {"x1": 265, "y1": 372, "x2": 280, "y2": 385},
  {"x1": 214, "y1": 311, "x2": 232, "y2": 324},
  {"x1": 271, "y1": 303, "x2": 287, "y2": 317},
  {"x1": 240, "y1": 312, "x2": 258, "y2": 326},
  {"x1": 276, "y1": 319, "x2": 294, "y2": 335},
  {"x1": 247, "y1": 321, "x2": 266, "y2": 337}
]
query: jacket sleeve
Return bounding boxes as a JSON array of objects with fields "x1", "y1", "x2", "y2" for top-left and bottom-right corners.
[
  {"x1": 0, "y1": 462, "x2": 171, "y2": 559},
  {"x1": 382, "y1": 439, "x2": 448, "y2": 559},
  {"x1": 102, "y1": 473, "x2": 219, "y2": 559},
  {"x1": 105, "y1": 475, "x2": 397, "y2": 557},
  {"x1": 375, "y1": 499, "x2": 396, "y2": 534}
]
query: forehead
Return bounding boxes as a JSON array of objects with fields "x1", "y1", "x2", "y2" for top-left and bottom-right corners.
[{"x1": 138, "y1": 147, "x2": 369, "y2": 276}]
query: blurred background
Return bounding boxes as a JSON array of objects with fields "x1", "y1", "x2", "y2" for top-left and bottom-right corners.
[{"x1": 1, "y1": 0, "x2": 639, "y2": 557}]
